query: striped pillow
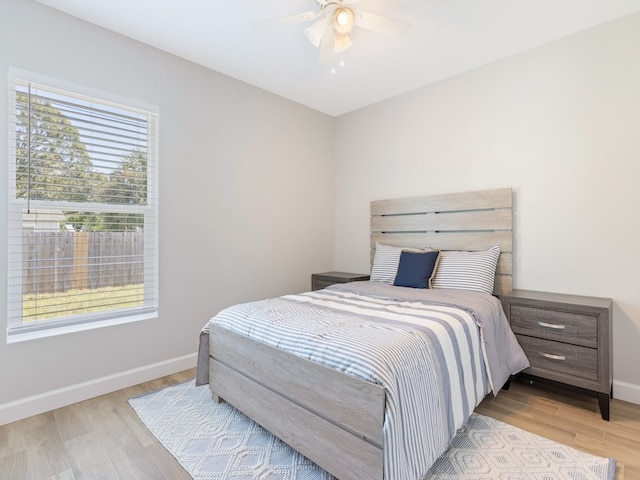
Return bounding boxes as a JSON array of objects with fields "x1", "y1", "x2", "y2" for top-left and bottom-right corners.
[
  {"x1": 431, "y1": 244, "x2": 500, "y2": 294},
  {"x1": 370, "y1": 242, "x2": 403, "y2": 284}
]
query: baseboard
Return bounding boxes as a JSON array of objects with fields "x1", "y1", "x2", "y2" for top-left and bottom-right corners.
[
  {"x1": 613, "y1": 379, "x2": 640, "y2": 406},
  {"x1": 0, "y1": 352, "x2": 197, "y2": 426},
  {"x1": 3, "y1": 358, "x2": 637, "y2": 426}
]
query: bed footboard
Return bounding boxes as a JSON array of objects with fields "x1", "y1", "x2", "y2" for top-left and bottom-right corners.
[{"x1": 209, "y1": 325, "x2": 385, "y2": 480}]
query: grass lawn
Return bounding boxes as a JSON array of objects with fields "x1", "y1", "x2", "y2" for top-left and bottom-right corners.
[{"x1": 23, "y1": 284, "x2": 144, "y2": 321}]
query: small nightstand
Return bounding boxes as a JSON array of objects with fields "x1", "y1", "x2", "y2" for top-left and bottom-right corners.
[
  {"x1": 501, "y1": 289, "x2": 613, "y2": 420},
  {"x1": 311, "y1": 271, "x2": 370, "y2": 291}
]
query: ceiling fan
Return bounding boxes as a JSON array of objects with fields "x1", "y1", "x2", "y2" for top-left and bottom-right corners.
[{"x1": 252, "y1": 0, "x2": 411, "y2": 63}]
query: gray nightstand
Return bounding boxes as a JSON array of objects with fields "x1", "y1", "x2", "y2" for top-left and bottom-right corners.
[
  {"x1": 311, "y1": 271, "x2": 370, "y2": 291},
  {"x1": 501, "y1": 289, "x2": 613, "y2": 420}
]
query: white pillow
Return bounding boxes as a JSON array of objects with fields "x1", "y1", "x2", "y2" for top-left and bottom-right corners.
[{"x1": 431, "y1": 244, "x2": 500, "y2": 294}]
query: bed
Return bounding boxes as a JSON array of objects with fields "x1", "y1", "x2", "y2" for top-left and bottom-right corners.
[{"x1": 196, "y1": 188, "x2": 530, "y2": 480}]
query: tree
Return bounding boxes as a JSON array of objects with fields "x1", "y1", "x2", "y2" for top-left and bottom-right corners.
[
  {"x1": 98, "y1": 149, "x2": 147, "y2": 231},
  {"x1": 102, "y1": 149, "x2": 147, "y2": 205},
  {"x1": 15, "y1": 90, "x2": 148, "y2": 232},
  {"x1": 15, "y1": 91, "x2": 102, "y2": 203}
]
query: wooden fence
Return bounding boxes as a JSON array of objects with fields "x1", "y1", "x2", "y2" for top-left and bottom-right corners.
[{"x1": 22, "y1": 231, "x2": 144, "y2": 295}]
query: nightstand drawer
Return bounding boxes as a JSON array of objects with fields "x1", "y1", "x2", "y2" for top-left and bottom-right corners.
[
  {"x1": 510, "y1": 305, "x2": 598, "y2": 348},
  {"x1": 516, "y1": 334, "x2": 598, "y2": 381}
]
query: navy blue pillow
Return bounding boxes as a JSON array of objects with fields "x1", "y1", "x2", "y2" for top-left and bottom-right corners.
[{"x1": 393, "y1": 251, "x2": 440, "y2": 289}]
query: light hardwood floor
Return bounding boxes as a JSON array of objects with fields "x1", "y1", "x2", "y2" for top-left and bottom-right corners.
[{"x1": 1, "y1": 370, "x2": 639, "y2": 480}]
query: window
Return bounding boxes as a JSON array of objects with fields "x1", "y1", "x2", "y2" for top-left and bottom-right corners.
[{"x1": 7, "y1": 71, "x2": 159, "y2": 341}]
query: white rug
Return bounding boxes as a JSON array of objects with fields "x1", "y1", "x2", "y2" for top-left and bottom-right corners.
[{"x1": 129, "y1": 381, "x2": 616, "y2": 480}]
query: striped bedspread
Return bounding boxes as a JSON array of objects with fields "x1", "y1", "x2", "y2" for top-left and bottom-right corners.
[{"x1": 202, "y1": 282, "x2": 529, "y2": 479}]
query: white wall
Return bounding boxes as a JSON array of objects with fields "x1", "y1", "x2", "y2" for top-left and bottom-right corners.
[
  {"x1": 334, "y1": 12, "x2": 640, "y2": 404},
  {"x1": 0, "y1": 0, "x2": 335, "y2": 424}
]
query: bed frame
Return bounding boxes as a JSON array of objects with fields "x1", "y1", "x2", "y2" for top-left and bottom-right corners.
[{"x1": 209, "y1": 188, "x2": 513, "y2": 480}]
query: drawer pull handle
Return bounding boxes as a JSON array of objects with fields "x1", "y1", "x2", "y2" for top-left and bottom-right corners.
[
  {"x1": 537, "y1": 321, "x2": 566, "y2": 330},
  {"x1": 539, "y1": 352, "x2": 566, "y2": 361}
]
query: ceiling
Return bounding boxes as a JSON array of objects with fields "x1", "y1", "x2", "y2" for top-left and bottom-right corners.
[{"x1": 35, "y1": 0, "x2": 640, "y2": 117}]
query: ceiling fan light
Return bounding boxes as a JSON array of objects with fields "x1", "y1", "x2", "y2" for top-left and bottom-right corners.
[
  {"x1": 333, "y1": 7, "x2": 354, "y2": 34},
  {"x1": 305, "y1": 17, "x2": 329, "y2": 47}
]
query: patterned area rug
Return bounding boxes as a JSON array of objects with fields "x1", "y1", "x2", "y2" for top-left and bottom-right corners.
[{"x1": 129, "y1": 381, "x2": 616, "y2": 480}]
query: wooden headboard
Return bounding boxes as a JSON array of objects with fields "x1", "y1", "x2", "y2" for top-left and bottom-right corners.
[{"x1": 370, "y1": 188, "x2": 513, "y2": 296}]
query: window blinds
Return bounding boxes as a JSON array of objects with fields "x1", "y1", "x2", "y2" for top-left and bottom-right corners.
[{"x1": 7, "y1": 75, "x2": 159, "y2": 337}]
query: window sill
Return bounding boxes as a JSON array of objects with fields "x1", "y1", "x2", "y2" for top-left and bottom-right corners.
[{"x1": 6, "y1": 311, "x2": 158, "y2": 344}]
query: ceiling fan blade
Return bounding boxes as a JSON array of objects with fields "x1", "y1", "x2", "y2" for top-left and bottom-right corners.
[
  {"x1": 318, "y1": 24, "x2": 336, "y2": 64},
  {"x1": 353, "y1": 10, "x2": 411, "y2": 37},
  {"x1": 251, "y1": 11, "x2": 320, "y2": 31}
]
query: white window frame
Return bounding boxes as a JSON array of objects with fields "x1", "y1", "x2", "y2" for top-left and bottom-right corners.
[{"x1": 6, "y1": 69, "x2": 159, "y2": 342}]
